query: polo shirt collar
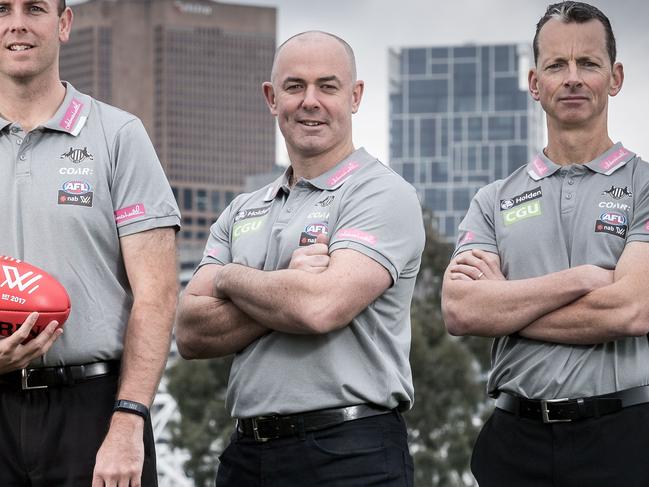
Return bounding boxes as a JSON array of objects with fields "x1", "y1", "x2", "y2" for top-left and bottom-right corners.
[
  {"x1": 308, "y1": 147, "x2": 373, "y2": 190},
  {"x1": 527, "y1": 142, "x2": 635, "y2": 181},
  {"x1": 0, "y1": 115, "x2": 10, "y2": 131},
  {"x1": 42, "y1": 82, "x2": 92, "y2": 136},
  {"x1": 263, "y1": 167, "x2": 293, "y2": 202}
]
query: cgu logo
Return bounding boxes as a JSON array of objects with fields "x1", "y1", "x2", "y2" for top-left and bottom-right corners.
[
  {"x1": 0, "y1": 266, "x2": 42, "y2": 294},
  {"x1": 600, "y1": 212, "x2": 627, "y2": 226},
  {"x1": 233, "y1": 219, "x2": 262, "y2": 239},
  {"x1": 503, "y1": 201, "x2": 542, "y2": 226},
  {"x1": 62, "y1": 180, "x2": 91, "y2": 195}
]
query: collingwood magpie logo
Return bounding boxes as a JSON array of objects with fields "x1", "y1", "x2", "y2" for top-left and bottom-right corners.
[
  {"x1": 61, "y1": 147, "x2": 94, "y2": 164},
  {"x1": 602, "y1": 186, "x2": 632, "y2": 200},
  {"x1": 316, "y1": 195, "x2": 335, "y2": 207}
]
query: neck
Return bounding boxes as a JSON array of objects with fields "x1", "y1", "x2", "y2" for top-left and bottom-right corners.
[
  {"x1": 0, "y1": 75, "x2": 66, "y2": 132},
  {"x1": 288, "y1": 140, "x2": 356, "y2": 183},
  {"x1": 544, "y1": 116, "x2": 614, "y2": 165}
]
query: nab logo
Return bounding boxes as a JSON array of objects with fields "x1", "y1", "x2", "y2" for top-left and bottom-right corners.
[
  {"x1": 62, "y1": 180, "x2": 92, "y2": 195},
  {"x1": 599, "y1": 211, "x2": 627, "y2": 226},
  {"x1": 0, "y1": 265, "x2": 42, "y2": 295}
]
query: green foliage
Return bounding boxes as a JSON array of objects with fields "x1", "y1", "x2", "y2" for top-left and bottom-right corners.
[
  {"x1": 166, "y1": 357, "x2": 234, "y2": 487},
  {"x1": 405, "y1": 211, "x2": 490, "y2": 487},
  {"x1": 166, "y1": 211, "x2": 492, "y2": 486}
]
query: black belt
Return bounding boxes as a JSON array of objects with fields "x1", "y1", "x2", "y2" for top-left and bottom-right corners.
[
  {"x1": 237, "y1": 403, "x2": 392, "y2": 442},
  {"x1": 495, "y1": 385, "x2": 649, "y2": 423},
  {"x1": 0, "y1": 361, "x2": 120, "y2": 390}
]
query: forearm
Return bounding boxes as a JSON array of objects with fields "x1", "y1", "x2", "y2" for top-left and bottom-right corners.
[
  {"x1": 216, "y1": 263, "x2": 333, "y2": 334},
  {"x1": 117, "y1": 298, "x2": 176, "y2": 407},
  {"x1": 442, "y1": 265, "x2": 599, "y2": 337},
  {"x1": 520, "y1": 282, "x2": 647, "y2": 344},
  {"x1": 175, "y1": 293, "x2": 269, "y2": 358}
]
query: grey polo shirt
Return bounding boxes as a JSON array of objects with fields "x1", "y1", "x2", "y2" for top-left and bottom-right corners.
[
  {"x1": 455, "y1": 143, "x2": 649, "y2": 399},
  {"x1": 0, "y1": 83, "x2": 181, "y2": 366},
  {"x1": 199, "y1": 148, "x2": 425, "y2": 417}
]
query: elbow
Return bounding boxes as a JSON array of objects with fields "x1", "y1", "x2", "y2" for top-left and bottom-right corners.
[
  {"x1": 441, "y1": 296, "x2": 474, "y2": 336},
  {"x1": 624, "y1": 305, "x2": 649, "y2": 337},
  {"x1": 291, "y1": 300, "x2": 351, "y2": 335},
  {"x1": 174, "y1": 323, "x2": 201, "y2": 360}
]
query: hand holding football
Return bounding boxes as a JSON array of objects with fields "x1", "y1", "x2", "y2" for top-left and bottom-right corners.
[{"x1": 0, "y1": 256, "x2": 71, "y2": 340}]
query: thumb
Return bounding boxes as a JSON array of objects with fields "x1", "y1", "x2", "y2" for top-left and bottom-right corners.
[{"x1": 315, "y1": 234, "x2": 330, "y2": 245}]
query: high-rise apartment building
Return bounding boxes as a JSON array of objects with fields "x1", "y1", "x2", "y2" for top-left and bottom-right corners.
[
  {"x1": 389, "y1": 44, "x2": 544, "y2": 242},
  {"x1": 60, "y1": 0, "x2": 276, "y2": 255}
]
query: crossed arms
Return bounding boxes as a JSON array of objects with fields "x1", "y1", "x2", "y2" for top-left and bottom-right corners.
[
  {"x1": 441, "y1": 241, "x2": 649, "y2": 345},
  {"x1": 175, "y1": 236, "x2": 392, "y2": 358}
]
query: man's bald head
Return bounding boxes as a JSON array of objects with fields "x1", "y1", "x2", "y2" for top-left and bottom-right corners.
[{"x1": 270, "y1": 31, "x2": 357, "y2": 84}]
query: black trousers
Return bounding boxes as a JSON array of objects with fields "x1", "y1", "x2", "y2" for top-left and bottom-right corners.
[
  {"x1": 215, "y1": 409, "x2": 414, "y2": 487},
  {"x1": 471, "y1": 404, "x2": 649, "y2": 487},
  {"x1": 0, "y1": 374, "x2": 157, "y2": 487}
]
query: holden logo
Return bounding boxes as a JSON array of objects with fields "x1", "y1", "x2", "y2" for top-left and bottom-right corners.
[
  {"x1": 500, "y1": 199, "x2": 514, "y2": 210},
  {"x1": 60, "y1": 147, "x2": 94, "y2": 164}
]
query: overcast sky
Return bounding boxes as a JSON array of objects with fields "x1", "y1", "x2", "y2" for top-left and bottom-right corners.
[{"x1": 71, "y1": 0, "x2": 649, "y2": 165}]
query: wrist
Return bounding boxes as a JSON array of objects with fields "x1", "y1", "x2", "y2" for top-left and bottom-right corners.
[{"x1": 113, "y1": 399, "x2": 149, "y2": 421}]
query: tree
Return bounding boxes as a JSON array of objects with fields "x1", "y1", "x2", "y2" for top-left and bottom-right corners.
[
  {"x1": 405, "y1": 211, "x2": 491, "y2": 486},
  {"x1": 166, "y1": 357, "x2": 233, "y2": 487}
]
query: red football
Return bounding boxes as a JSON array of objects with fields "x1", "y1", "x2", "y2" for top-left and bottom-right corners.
[{"x1": 0, "y1": 256, "x2": 71, "y2": 341}]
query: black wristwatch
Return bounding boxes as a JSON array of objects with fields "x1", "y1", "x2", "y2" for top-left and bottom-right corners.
[{"x1": 113, "y1": 399, "x2": 149, "y2": 420}]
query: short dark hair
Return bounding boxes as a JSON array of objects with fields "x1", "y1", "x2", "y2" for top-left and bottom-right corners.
[
  {"x1": 533, "y1": 1, "x2": 616, "y2": 65},
  {"x1": 58, "y1": 0, "x2": 67, "y2": 16}
]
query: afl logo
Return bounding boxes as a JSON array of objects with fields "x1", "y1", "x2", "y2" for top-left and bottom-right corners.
[
  {"x1": 62, "y1": 180, "x2": 92, "y2": 195},
  {"x1": 304, "y1": 223, "x2": 328, "y2": 236},
  {"x1": 599, "y1": 211, "x2": 627, "y2": 226},
  {"x1": 500, "y1": 199, "x2": 514, "y2": 210}
]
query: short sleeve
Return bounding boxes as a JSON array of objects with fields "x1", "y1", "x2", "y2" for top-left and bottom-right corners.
[
  {"x1": 111, "y1": 119, "x2": 181, "y2": 236},
  {"x1": 198, "y1": 204, "x2": 234, "y2": 268},
  {"x1": 626, "y1": 160, "x2": 649, "y2": 243},
  {"x1": 329, "y1": 175, "x2": 425, "y2": 283},
  {"x1": 454, "y1": 182, "x2": 499, "y2": 257}
]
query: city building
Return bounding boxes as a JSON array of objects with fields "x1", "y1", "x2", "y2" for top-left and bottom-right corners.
[
  {"x1": 388, "y1": 43, "x2": 544, "y2": 242},
  {"x1": 60, "y1": 0, "x2": 277, "y2": 262}
]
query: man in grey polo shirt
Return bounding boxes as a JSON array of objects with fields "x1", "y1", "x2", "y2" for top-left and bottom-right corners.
[
  {"x1": 442, "y1": 2, "x2": 649, "y2": 486},
  {"x1": 176, "y1": 31, "x2": 424, "y2": 486},
  {"x1": 0, "y1": 1, "x2": 180, "y2": 486}
]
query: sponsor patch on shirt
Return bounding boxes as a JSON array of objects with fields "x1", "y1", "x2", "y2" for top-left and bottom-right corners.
[
  {"x1": 595, "y1": 211, "x2": 627, "y2": 238},
  {"x1": 115, "y1": 203, "x2": 146, "y2": 223},
  {"x1": 58, "y1": 180, "x2": 93, "y2": 207},
  {"x1": 500, "y1": 187, "x2": 542, "y2": 211},
  {"x1": 299, "y1": 223, "x2": 328, "y2": 246},
  {"x1": 233, "y1": 206, "x2": 271, "y2": 223},
  {"x1": 327, "y1": 162, "x2": 360, "y2": 187},
  {"x1": 336, "y1": 228, "x2": 377, "y2": 245},
  {"x1": 59, "y1": 98, "x2": 84, "y2": 133},
  {"x1": 458, "y1": 231, "x2": 475, "y2": 245},
  {"x1": 599, "y1": 148, "x2": 631, "y2": 173},
  {"x1": 502, "y1": 200, "x2": 542, "y2": 226}
]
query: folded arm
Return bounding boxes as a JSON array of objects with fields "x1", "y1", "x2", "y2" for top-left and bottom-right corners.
[
  {"x1": 215, "y1": 247, "x2": 392, "y2": 335},
  {"x1": 175, "y1": 263, "x2": 270, "y2": 359},
  {"x1": 441, "y1": 249, "x2": 613, "y2": 337},
  {"x1": 519, "y1": 241, "x2": 649, "y2": 344}
]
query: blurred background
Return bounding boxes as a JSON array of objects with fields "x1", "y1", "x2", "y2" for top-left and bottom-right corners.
[{"x1": 63, "y1": 0, "x2": 648, "y2": 485}]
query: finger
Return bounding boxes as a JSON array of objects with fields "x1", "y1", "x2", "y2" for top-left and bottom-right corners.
[
  {"x1": 304, "y1": 243, "x2": 329, "y2": 255},
  {"x1": 91, "y1": 472, "x2": 104, "y2": 487},
  {"x1": 450, "y1": 264, "x2": 484, "y2": 280},
  {"x1": 449, "y1": 271, "x2": 472, "y2": 281},
  {"x1": 24, "y1": 322, "x2": 62, "y2": 358},
  {"x1": 471, "y1": 249, "x2": 501, "y2": 271},
  {"x1": 315, "y1": 234, "x2": 330, "y2": 245},
  {"x1": 4, "y1": 312, "x2": 40, "y2": 345}
]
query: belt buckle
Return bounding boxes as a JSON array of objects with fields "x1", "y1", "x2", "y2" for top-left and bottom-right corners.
[
  {"x1": 251, "y1": 416, "x2": 279, "y2": 442},
  {"x1": 21, "y1": 369, "x2": 47, "y2": 390},
  {"x1": 541, "y1": 398, "x2": 571, "y2": 423}
]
